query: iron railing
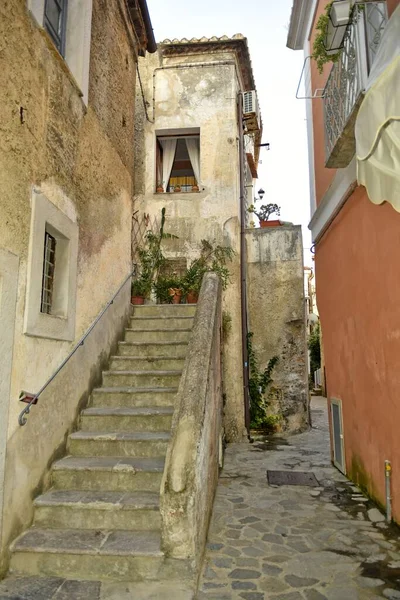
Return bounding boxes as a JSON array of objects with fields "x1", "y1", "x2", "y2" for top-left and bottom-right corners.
[
  {"x1": 18, "y1": 268, "x2": 136, "y2": 426},
  {"x1": 323, "y1": 2, "x2": 388, "y2": 162}
]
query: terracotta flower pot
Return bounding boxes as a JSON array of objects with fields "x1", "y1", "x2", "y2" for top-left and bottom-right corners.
[
  {"x1": 156, "y1": 186, "x2": 164, "y2": 193},
  {"x1": 174, "y1": 186, "x2": 181, "y2": 193},
  {"x1": 260, "y1": 219, "x2": 282, "y2": 228},
  {"x1": 192, "y1": 185, "x2": 199, "y2": 192},
  {"x1": 169, "y1": 288, "x2": 182, "y2": 304},
  {"x1": 131, "y1": 295, "x2": 145, "y2": 305},
  {"x1": 186, "y1": 291, "x2": 199, "y2": 304}
]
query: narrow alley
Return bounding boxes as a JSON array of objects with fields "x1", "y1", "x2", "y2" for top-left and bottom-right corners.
[{"x1": 198, "y1": 398, "x2": 400, "y2": 600}]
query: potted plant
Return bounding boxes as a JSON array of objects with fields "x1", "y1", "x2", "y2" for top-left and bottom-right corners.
[
  {"x1": 131, "y1": 276, "x2": 151, "y2": 305},
  {"x1": 169, "y1": 286, "x2": 183, "y2": 304},
  {"x1": 156, "y1": 181, "x2": 164, "y2": 193},
  {"x1": 192, "y1": 184, "x2": 199, "y2": 192},
  {"x1": 181, "y1": 262, "x2": 205, "y2": 304},
  {"x1": 312, "y1": 1, "x2": 353, "y2": 73},
  {"x1": 174, "y1": 185, "x2": 181, "y2": 193},
  {"x1": 248, "y1": 203, "x2": 281, "y2": 227},
  {"x1": 181, "y1": 240, "x2": 235, "y2": 302},
  {"x1": 153, "y1": 274, "x2": 182, "y2": 304}
]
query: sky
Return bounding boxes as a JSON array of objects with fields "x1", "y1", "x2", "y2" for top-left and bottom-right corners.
[{"x1": 146, "y1": 0, "x2": 313, "y2": 264}]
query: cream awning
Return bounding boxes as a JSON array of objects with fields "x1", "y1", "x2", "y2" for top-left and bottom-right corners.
[{"x1": 355, "y1": 5, "x2": 400, "y2": 211}]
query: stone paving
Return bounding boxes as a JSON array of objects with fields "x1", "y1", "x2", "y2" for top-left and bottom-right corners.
[
  {"x1": 198, "y1": 397, "x2": 400, "y2": 600},
  {"x1": 1, "y1": 398, "x2": 400, "y2": 599}
]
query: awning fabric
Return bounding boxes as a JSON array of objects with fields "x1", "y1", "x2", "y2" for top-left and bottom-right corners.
[{"x1": 355, "y1": 5, "x2": 400, "y2": 211}]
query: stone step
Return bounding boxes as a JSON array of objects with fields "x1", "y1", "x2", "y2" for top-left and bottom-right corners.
[
  {"x1": 80, "y1": 406, "x2": 174, "y2": 432},
  {"x1": 0, "y1": 576, "x2": 194, "y2": 600},
  {"x1": 10, "y1": 528, "x2": 164, "y2": 582},
  {"x1": 129, "y1": 316, "x2": 194, "y2": 330},
  {"x1": 91, "y1": 387, "x2": 178, "y2": 408},
  {"x1": 68, "y1": 431, "x2": 170, "y2": 458},
  {"x1": 34, "y1": 490, "x2": 161, "y2": 531},
  {"x1": 117, "y1": 341, "x2": 188, "y2": 358},
  {"x1": 102, "y1": 370, "x2": 182, "y2": 388},
  {"x1": 110, "y1": 355, "x2": 185, "y2": 371},
  {"x1": 132, "y1": 304, "x2": 196, "y2": 317},
  {"x1": 125, "y1": 329, "x2": 191, "y2": 343},
  {"x1": 52, "y1": 456, "x2": 164, "y2": 492}
]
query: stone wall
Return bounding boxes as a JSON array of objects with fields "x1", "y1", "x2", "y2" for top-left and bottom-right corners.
[
  {"x1": 245, "y1": 226, "x2": 309, "y2": 432},
  {"x1": 160, "y1": 273, "x2": 222, "y2": 577},
  {"x1": 0, "y1": 0, "x2": 140, "y2": 573}
]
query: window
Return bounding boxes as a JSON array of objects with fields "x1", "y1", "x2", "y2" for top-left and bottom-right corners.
[
  {"x1": 41, "y1": 231, "x2": 57, "y2": 314},
  {"x1": 44, "y1": 0, "x2": 68, "y2": 56},
  {"x1": 24, "y1": 189, "x2": 78, "y2": 341},
  {"x1": 28, "y1": 0, "x2": 92, "y2": 104},
  {"x1": 156, "y1": 132, "x2": 200, "y2": 193}
]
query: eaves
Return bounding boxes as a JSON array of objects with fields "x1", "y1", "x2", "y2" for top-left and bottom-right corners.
[{"x1": 287, "y1": 0, "x2": 316, "y2": 50}]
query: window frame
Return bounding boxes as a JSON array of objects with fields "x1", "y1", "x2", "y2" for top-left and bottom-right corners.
[
  {"x1": 155, "y1": 129, "x2": 201, "y2": 193},
  {"x1": 40, "y1": 231, "x2": 57, "y2": 314},
  {"x1": 24, "y1": 189, "x2": 78, "y2": 342},
  {"x1": 43, "y1": 0, "x2": 68, "y2": 57}
]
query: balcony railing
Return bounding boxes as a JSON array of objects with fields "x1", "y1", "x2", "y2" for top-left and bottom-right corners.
[{"x1": 323, "y1": 2, "x2": 388, "y2": 168}]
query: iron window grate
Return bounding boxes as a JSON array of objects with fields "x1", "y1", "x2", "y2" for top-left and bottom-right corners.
[
  {"x1": 44, "y1": 0, "x2": 68, "y2": 56},
  {"x1": 41, "y1": 231, "x2": 57, "y2": 314}
]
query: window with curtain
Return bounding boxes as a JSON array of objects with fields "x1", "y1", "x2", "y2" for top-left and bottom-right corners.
[{"x1": 156, "y1": 134, "x2": 200, "y2": 193}]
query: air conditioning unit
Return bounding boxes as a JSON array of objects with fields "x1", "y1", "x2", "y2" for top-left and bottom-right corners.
[{"x1": 242, "y1": 91, "x2": 260, "y2": 133}]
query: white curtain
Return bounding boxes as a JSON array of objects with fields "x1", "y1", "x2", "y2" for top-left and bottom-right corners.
[
  {"x1": 185, "y1": 138, "x2": 200, "y2": 185},
  {"x1": 161, "y1": 139, "x2": 177, "y2": 192}
]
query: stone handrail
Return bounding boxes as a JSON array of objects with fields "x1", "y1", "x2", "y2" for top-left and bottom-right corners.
[{"x1": 160, "y1": 272, "x2": 223, "y2": 574}]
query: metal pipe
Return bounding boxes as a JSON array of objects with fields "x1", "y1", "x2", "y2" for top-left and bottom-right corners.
[
  {"x1": 385, "y1": 460, "x2": 392, "y2": 523},
  {"x1": 137, "y1": 0, "x2": 157, "y2": 53},
  {"x1": 237, "y1": 91, "x2": 251, "y2": 436},
  {"x1": 18, "y1": 268, "x2": 136, "y2": 426}
]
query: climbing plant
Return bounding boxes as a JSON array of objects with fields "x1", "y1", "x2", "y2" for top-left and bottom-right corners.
[
  {"x1": 308, "y1": 322, "x2": 321, "y2": 376},
  {"x1": 247, "y1": 332, "x2": 279, "y2": 429}
]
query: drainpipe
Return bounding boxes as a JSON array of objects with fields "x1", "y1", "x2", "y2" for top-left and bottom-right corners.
[
  {"x1": 237, "y1": 91, "x2": 251, "y2": 436},
  {"x1": 137, "y1": 0, "x2": 157, "y2": 53},
  {"x1": 385, "y1": 460, "x2": 392, "y2": 523}
]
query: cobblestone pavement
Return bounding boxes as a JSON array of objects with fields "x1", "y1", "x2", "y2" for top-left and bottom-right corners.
[{"x1": 198, "y1": 397, "x2": 400, "y2": 600}]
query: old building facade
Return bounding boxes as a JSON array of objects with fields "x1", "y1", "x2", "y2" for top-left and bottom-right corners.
[
  {"x1": 0, "y1": 0, "x2": 155, "y2": 573},
  {"x1": 134, "y1": 36, "x2": 308, "y2": 441},
  {"x1": 287, "y1": 0, "x2": 400, "y2": 521}
]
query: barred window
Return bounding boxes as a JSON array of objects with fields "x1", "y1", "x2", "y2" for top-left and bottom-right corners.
[
  {"x1": 44, "y1": 0, "x2": 68, "y2": 56},
  {"x1": 40, "y1": 231, "x2": 57, "y2": 314}
]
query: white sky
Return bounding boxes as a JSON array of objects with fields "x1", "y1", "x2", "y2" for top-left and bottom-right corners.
[{"x1": 146, "y1": 0, "x2": 313, "y2": 264}]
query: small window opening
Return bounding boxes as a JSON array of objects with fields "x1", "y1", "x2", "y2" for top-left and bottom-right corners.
[
  {"x1": 41, "y1": 231, "x2": 57, "y2": 314},
  {"x1": 44, "y1": 0, "x2": 68, "y2": 56},
  {"x1": 156, "y1": 135, "x2": 200, "y2": 192}
]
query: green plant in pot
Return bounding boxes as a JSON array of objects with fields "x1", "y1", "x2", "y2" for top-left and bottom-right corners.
[
  {"x1": 248, "y1": 203, "x2": 281, "y2": 225},
  {"x1": 181, "y1": 240, "x2": 235, "y2": 302},
  {"x1": 153, "y1": 274, "x2": 183, "y2": 304},
  {"x1": 131, "y1": 275, "x2": 152, "y2": 305}
]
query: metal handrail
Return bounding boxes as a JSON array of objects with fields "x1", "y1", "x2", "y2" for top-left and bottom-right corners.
[{"x1": 18, "y1": 268, "x2": 136, "y2": 426}]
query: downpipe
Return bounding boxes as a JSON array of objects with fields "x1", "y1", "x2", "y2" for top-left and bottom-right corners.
[
  {"x1": 385, "y1": 460, "x2": 392, "y2": 523},
  {"x1": 237, "y1": 91, "x2": 251, "y2": 437}
]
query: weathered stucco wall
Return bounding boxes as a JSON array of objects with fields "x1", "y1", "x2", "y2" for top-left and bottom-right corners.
[
  {"x1": 0, "y1": 0, "x2": 138, "y2": 573},
  {"x1": 246, "y1": 226, "x2": 309, "y2": 432},
  {"x1": 134, "y1": 48, "x2": 246, "y2": 442},
  {"x1": 161, "y1": 274, "x2": 222, "y2": 576},
  {"x1": 316, "y1": 186, "x2": 400, "y2": 523}
]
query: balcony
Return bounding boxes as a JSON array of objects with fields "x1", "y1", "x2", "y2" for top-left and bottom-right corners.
[{"x1": 323, "y1": 2, "x2": 388, "y2": 168}]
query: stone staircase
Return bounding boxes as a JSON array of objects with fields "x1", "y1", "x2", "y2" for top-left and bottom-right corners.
[{"x1": 9, "y1": 304, "x2": 196, "y2": 583}]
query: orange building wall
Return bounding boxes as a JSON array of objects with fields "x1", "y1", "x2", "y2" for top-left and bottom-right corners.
[{"x1": 316, "y1": 188, "x2": 400, "y2": 521}]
